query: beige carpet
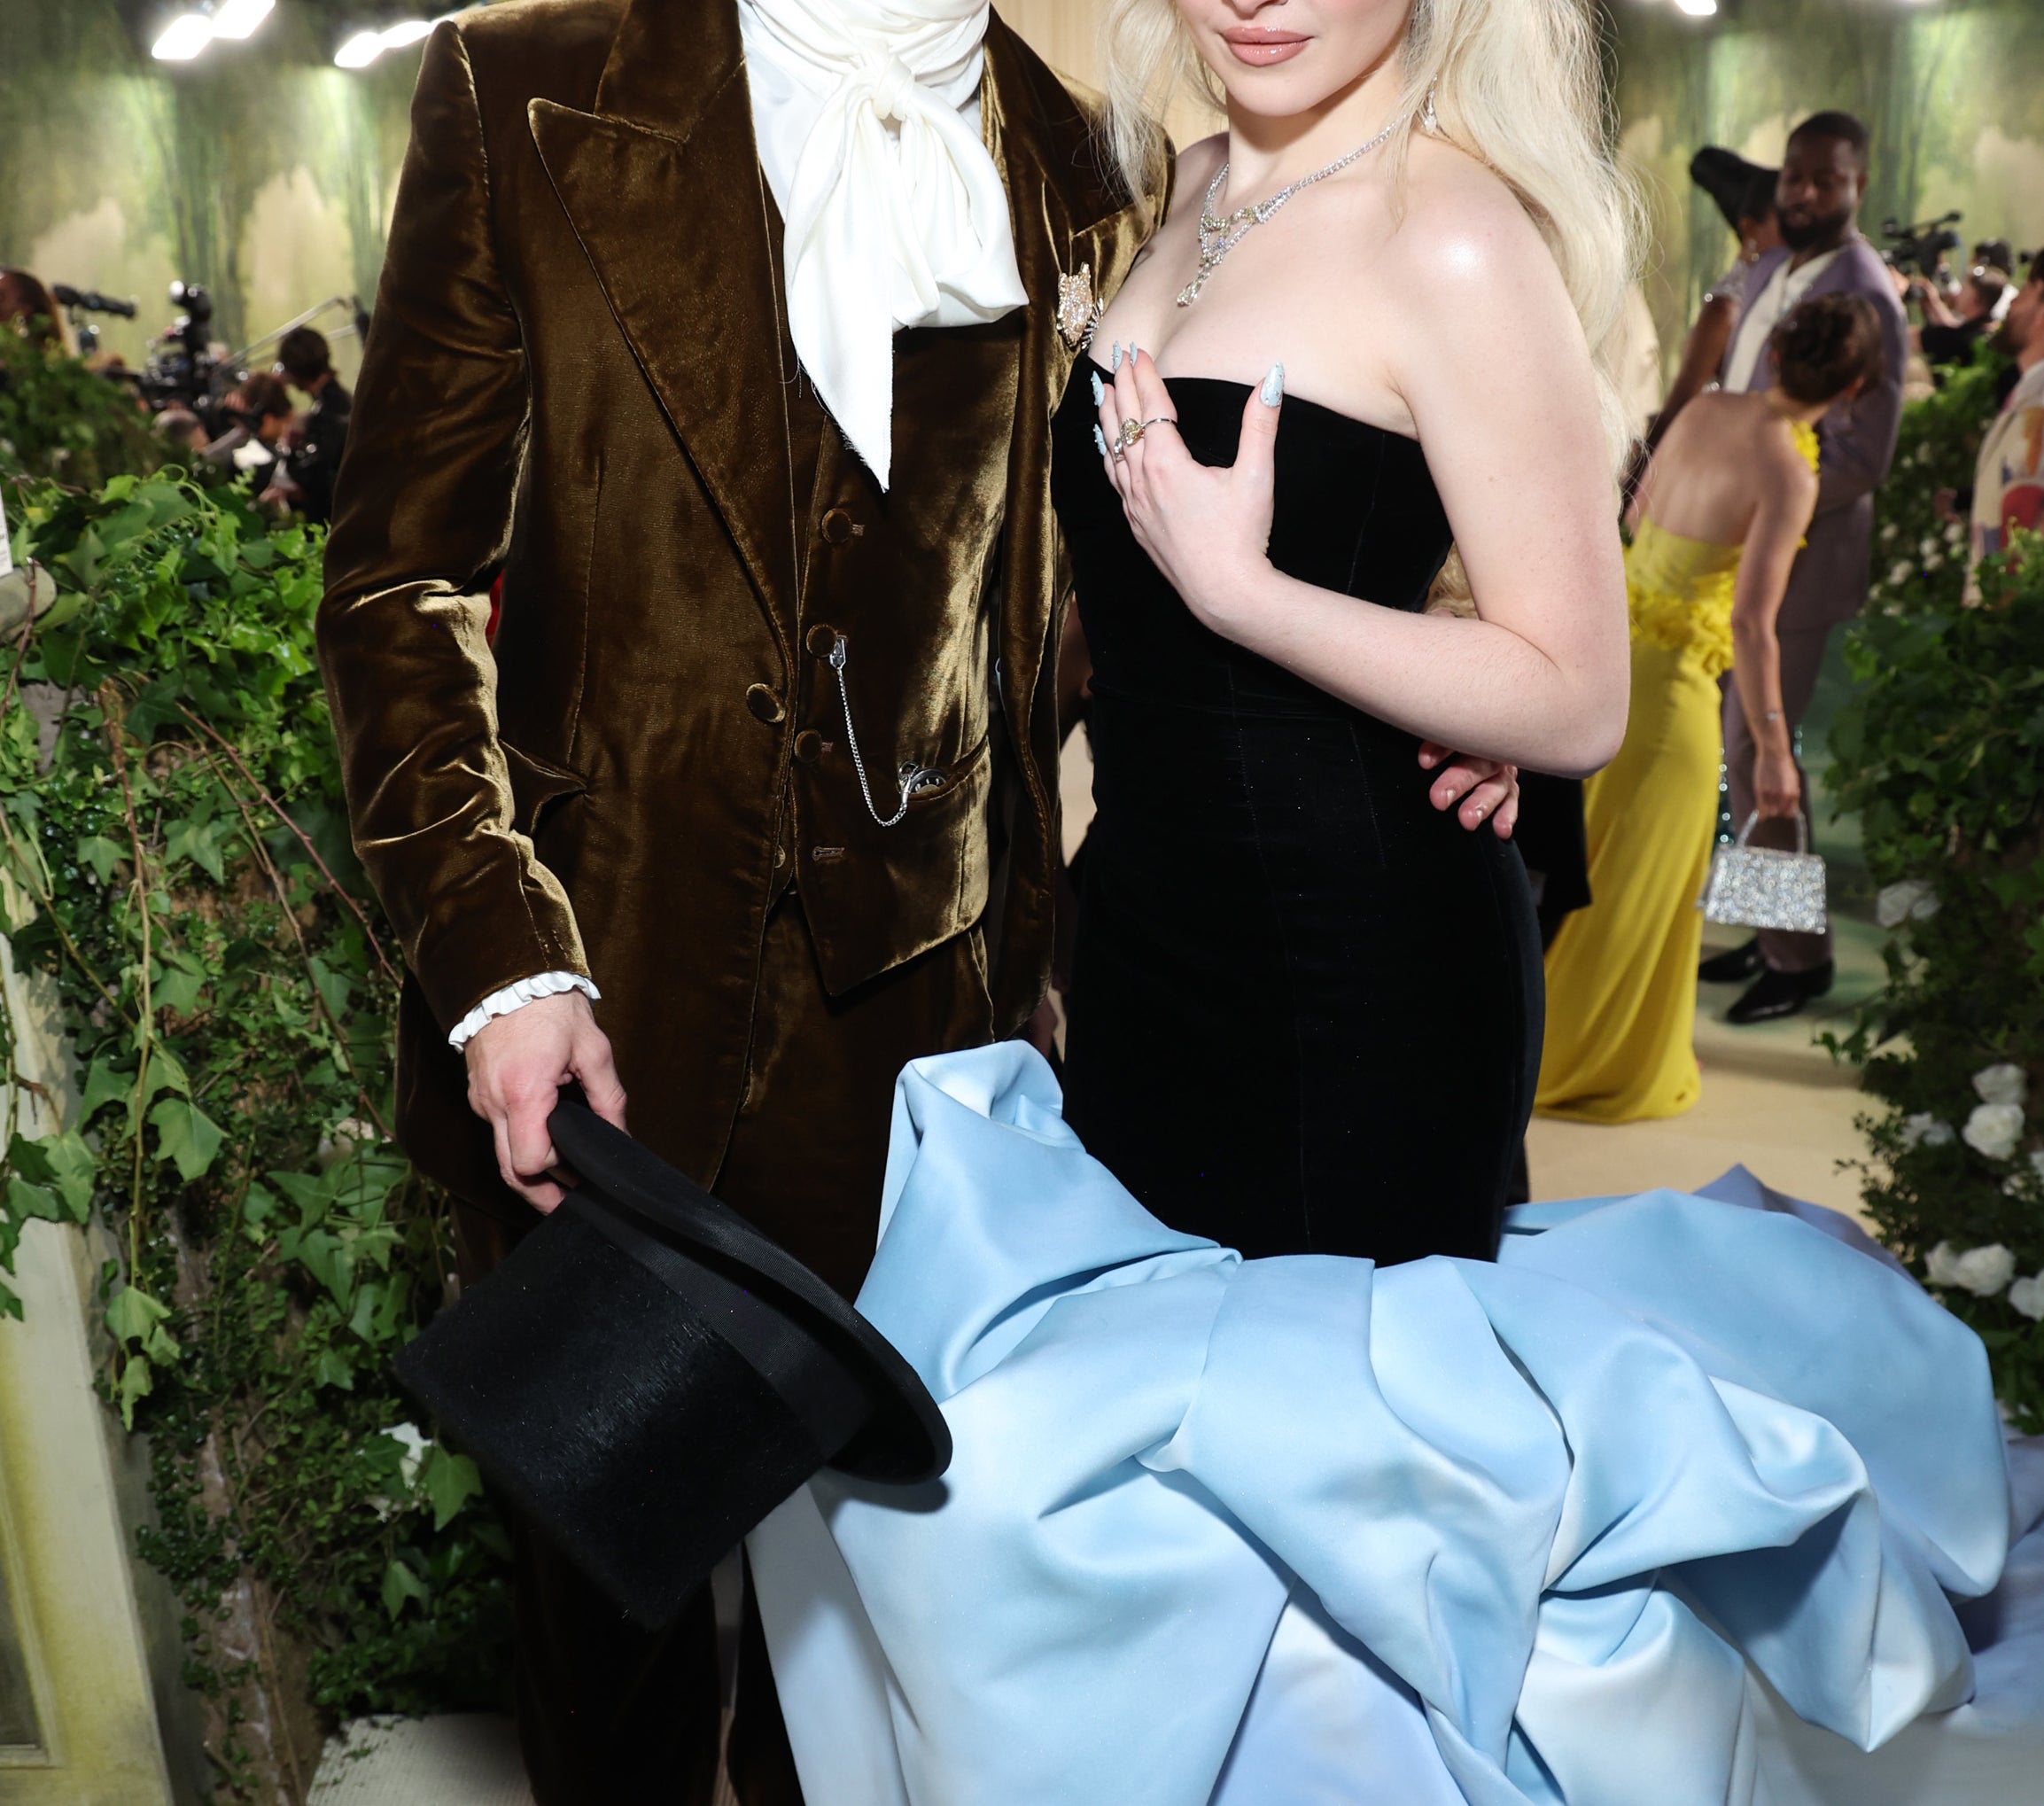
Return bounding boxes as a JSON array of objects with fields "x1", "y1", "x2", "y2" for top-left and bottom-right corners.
[{"x1": 1527, "y1": 916, "x2": 1885, "y2": 1223}]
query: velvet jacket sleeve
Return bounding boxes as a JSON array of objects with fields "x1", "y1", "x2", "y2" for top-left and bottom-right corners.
[{"x1": 318, "y1": 23, "x2": 588, "y2": 1032}]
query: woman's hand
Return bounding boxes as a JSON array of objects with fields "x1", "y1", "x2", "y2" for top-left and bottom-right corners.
[
  {"x1": 1093, "y1": 346, "x2": 1280, "y2": 634},
  {"x1": 1754, "y1": 746, "x2": 1801, "y2": 820},
  {"x1": 1419, "y1": 743, "x2": 1520, "y2": 838}
]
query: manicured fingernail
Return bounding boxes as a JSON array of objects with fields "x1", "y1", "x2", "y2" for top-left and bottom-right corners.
[
  {"x1": 1090, "y1": 370, "x2": 1105, "y2": 406},
  {"x1": 1092, "y1": 424, "x2": 1107, "y2": 456},
  {"x1": 1111, "y1": 341, "x2": 1123, "y2": 370},
  {"x1": 1261, "y1": 362, "x2": 1284, "y2": 407}
]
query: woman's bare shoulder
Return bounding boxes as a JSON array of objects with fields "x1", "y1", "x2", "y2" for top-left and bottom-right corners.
[{"x1": 1380, "y1": 137, "x2": 1564, "y2": 298}]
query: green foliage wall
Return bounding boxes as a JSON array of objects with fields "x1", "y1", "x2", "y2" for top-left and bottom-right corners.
[
  {"x1": 0, "y1": 0, "x2": 422, "y2": 375},
  {"x1": 1613, "y1": 0, "x2": 2044, "y2": 385}
]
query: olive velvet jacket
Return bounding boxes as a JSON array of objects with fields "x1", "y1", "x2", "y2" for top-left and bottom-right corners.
[{"x1": 319, "y1": 0, "x2": 1160, "y2": 1210}]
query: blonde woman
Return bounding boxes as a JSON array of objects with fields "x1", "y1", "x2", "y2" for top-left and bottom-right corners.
[
  {"x1": 745, "y1": 7, "x2": 2031, "y2": 1795},
  {"x1": 1055, "y1": 0, "x2": 1633, "y2": 1265}
]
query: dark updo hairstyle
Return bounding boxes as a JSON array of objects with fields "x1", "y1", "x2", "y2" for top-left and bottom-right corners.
[{"x1": 1772, "y1": 292, "x2": 1885, "y2": 406}]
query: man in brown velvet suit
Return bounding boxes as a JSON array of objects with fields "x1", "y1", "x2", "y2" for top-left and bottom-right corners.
[
  {"x1": 319, "y1": 1, "x2": 1165, "y2": 1796},
  {"x1": 320, "y1": 0, "x2": 1512, "y2": 1797}
]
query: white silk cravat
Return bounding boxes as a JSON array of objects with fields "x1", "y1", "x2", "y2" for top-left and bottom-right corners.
[{"x1": 739, "y1": 0, "x2": 1026, "y2": 489}]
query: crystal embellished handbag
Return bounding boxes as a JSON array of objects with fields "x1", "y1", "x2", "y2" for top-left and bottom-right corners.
[{"x1": 1701, "y1": 812, "x2": 1828, "y2": 934}]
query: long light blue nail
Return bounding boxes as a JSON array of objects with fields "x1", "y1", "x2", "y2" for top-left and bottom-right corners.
[
  {"x1": 1092, "y1": 424, "x2": 1108, "y2": 456},
  {"x1": 1261, "y1": 362, "x2": 1284, "y2": 407},
  {"x1": 1111, "y1": 341, "x2": 1124, "y2": 371},
  {"x1": 1091, "y1": 370, "x2": 1105, "y2": 406}
]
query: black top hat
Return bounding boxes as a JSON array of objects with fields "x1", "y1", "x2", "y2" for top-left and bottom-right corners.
[
  {"x1": 1690, "y1": 146, "x2": 1780, "y2": 238},
  {"x1": 394, "y1": 1100, "x2": 950, "y2": 1628}
]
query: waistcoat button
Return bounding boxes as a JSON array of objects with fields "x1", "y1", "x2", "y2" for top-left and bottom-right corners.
[
  {"x1": 794, "y1": 729, "x2": 823, "y2": 763},
  {"x1": 745, "y1": 683, "x2": 784, "y2": 724},
  {"x1": 820, "y1": 508, "x2": 856, "y2": 545},
  {"x1": 804, "y1": 623, "x2": 837, "y2": 658}
]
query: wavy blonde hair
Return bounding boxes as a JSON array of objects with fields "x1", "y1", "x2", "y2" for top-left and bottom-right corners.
[{"x1": 1100, "y1": 0, "x2": 1644, "y2": 480}]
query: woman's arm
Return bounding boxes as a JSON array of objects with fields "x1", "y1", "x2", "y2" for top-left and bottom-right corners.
[
  {"x1": 1097, "y1": 181, "x2": 1629, "y2": 777},
  {"x1": 1728, "y1": 452, "x2": 1820, "y2": 818}
]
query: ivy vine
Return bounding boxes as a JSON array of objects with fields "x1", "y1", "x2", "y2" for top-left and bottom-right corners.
[
  {"x1": 0, "y1": 465, "x2": 510, "y2": 1802},
  {"x1": 1826, "y1": 346, "x2": 2044, "y2": 1429}
]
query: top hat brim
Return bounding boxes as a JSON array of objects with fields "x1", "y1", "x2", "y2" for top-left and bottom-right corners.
[{"x1": 545, "y1": 1101, "x2": 951, "y2": 1487}]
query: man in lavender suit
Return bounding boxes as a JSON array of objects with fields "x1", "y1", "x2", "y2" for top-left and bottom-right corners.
[{"x1": 1699, "y1": 111, "x2": 1908, "y2": 1023}]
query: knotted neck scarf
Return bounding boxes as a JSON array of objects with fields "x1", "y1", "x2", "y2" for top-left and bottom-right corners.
[{"x1": 739, "y1": 0, "x2": 1027, "y2": 489}]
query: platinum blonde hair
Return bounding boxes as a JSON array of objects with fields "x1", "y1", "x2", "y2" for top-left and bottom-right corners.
[{"x1": 1100, "y1": 0, "x2": 1644, "y2": 479}]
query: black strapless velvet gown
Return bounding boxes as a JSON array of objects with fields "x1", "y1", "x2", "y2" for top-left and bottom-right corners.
[{"x1": 1053, "y1": 366, "x2": 1543, "y2": 1265}]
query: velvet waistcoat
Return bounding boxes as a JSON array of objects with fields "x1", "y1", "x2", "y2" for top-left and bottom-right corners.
[{"x1": 318, "y1": 0, "x2": 1162, "y2": 1208}]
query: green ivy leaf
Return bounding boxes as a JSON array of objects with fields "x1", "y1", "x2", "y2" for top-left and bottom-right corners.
[
  {"x1": 381, "y1": 1558, "x2": 429, "y2": 1621},
  {"x1": 4, "y1": 1176, "x2": 66, "y2": 1224},
  {"x1": 105, "y1": 1284, "x2": 170, "y2": 1345},
  {"x1": 421, "y1": 1445, "x2": 485, "y2": 1531},
  {"x1": 165, "y1": 817, "x2": 228, "y2": 884},
  {"x1": 77, "y1": 1055, "x2": 134, "y2": 1127},
  {"x1": 152, "y1": 948, "x2": 207, "y2": 1016},
  {"x1": 75, "y1": 834, "x2": 123, "y2": 884},
  {"x1": 147, "y1": 1097, "x2": 223, "y2": 1184},
  {"x1": 313, "y1": 1345, "x2": 356, "y2": 1390},
  {"x1": 116, "y1": 1354, "x2": 152, "y2": 1428}
]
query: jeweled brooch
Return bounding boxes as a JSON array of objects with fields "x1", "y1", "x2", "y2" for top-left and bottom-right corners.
[{"x1": 1056, "y1": 261, "x2": 1104, "y2": 352}]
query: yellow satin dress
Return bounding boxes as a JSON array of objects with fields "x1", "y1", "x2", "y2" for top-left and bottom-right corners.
[{"x1": 1536, "y1": 423, "x2": 1818, "y2": 1122}]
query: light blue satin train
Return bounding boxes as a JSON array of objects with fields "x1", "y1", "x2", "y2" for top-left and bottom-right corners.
[{"x1": 749, "y1": 1045, "x2": 2044, "y2": 1805}]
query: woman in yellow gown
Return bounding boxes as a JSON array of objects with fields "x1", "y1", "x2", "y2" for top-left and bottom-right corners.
[{"x1": 1538, "y1": 295, "x2": 1885, "y2": 1122}]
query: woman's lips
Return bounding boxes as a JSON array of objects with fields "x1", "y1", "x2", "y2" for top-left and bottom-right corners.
[{"x1": 1221, "y1": 29, "x2": 1310, "y2": 65}]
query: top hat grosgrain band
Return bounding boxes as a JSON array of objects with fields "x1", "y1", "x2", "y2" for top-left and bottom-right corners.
[{"x1": 546, "y1": 1101, "x2": 951, "y2": 1485}]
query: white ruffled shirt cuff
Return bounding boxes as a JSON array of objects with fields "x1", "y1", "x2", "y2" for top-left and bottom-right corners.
[{"x1": 447, "y1": 971, "x2": 600, "y2": 1050}]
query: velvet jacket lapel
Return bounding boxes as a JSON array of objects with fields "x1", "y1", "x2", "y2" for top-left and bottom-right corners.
[{"x1": 529, "y1": 0, "x2": 802, "y2": 642}]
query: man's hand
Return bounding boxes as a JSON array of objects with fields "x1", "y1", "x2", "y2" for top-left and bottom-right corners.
[
  {"x1": 463, "y1": 991, "x2": 627, "y2": 1211},
  {"x1": 1418, "y1": 743, "x2": 1520, "y2": 838}
]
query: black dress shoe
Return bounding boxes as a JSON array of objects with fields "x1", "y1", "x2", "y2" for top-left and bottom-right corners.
[
  {"x1": 1698, "y1": 938, "x2": 1764, "y2": 984},
  {"x1": 1726, "y1": 961, "x2": 1835, "y2": 1024}
]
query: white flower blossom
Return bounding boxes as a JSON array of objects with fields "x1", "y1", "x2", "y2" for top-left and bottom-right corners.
[
  {"x1": 1945, "y1": 521, "x2": 1966, "y2": 545},
  {"x1": 1886, "y1": 559, "x2": 1914, "y2": 588},
  {"x1": 1881, "y1": 522, "x2": 1899, "y2": 543},
  {"x1": 1876, "y1": 880, "x2": 1940, "y2": 927},
  {"x1": 382, "y1": 1421, "x2": 431, "y2": 1490},
  {"x1": 1973, "y1": 1063, "x2": 2028, "y2": 1108},
  {"x1": 1919, "y1": 535, "x2": 1939, "y2": 558},
  {"x1": 1963, "y1": 1102, "x2": 2025, "y2": 1161},
  {"x1": 1925, "y1": 1241, "x2": 2017, "y2": 1296},
  {"x1": 2012, "y1": 1273, "x2": 2044, "y2": 1321},
  {"x1": 1901, "y1": 1111, "x2": 1955, "y2": 1148}
]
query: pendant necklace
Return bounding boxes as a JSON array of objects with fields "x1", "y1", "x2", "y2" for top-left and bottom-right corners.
[{"x1": 1178, "y1": 114, "x2": 1406, "y2": 307}]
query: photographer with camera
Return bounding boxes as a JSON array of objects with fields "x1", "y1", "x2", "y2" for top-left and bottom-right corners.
[
  {"x1": 272, "y1": 326, "x2": 351, "y2": 525},
  {"x1": 1702, "y1": 110, "x2": 1908, "y2": 1024},
  {"x1": 1909, "y1": 262, "x2": 2008, "y2": 366}
]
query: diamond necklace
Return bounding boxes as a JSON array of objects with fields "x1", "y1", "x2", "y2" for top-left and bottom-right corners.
[{"x1": 1177, "y1": 117, "x2": 1405, "y2": 307}]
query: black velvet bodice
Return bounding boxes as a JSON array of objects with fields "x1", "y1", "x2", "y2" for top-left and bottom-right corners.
[
  {"x1": 1050, "y1": 362, "x2": 1542, "y2": 1267},
  {"x1": 1051, "y1": 371, "x2": 1453, "y2": 712}
]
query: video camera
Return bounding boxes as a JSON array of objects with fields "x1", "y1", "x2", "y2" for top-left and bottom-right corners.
[
  {"x1": 133, "y1": 280, "x2": 231, "y2": 423},
  {"x1": 51, "y1": 283, "x2": 138, "y2": 358},
  {"x1": 1883, "y1": 212, "x2": 1963, "y2": 278}
]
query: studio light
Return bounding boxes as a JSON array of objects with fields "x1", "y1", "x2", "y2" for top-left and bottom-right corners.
[
  {"x1": 334, "y1": 19, "x2": 437, "y2": 68},
  {"x1": 152, "y1": 12, "x2": 215, "y2": 58},
  {"x1": 334, "y1": 29, "x2": 385, "y2": 66},
  {"x1": 1674, "y1": 0, "x2": 1719, "y2": 15},
  {"x1": 209, "y1": 0, "x2": 276, "y2": 39}
]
